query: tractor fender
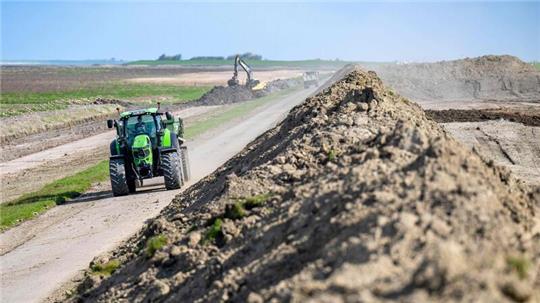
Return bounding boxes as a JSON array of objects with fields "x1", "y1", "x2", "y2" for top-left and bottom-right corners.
[{"x1": 160, "y1": 129, "x2": 180, "y2": 149}]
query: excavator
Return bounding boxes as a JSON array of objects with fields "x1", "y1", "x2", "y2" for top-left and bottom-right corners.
[{"x1": 228, "y1": 55, "x2": 266, "y2": 90}]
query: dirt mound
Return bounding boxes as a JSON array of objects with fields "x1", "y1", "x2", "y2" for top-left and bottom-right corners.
[
  {"x1": 75, "y1": 68, "x2": 539, "y2": 302},
  {"x1": 196, "y1": 85, "x2": 256, "y2": 106},
  {"x1": 426, "y1": 108, "x2": 540, "y2": 127},
  {"x1": 196, "y1": 78, "x2": 302, "y2": 106},
  {"x1": 363, "y1": 55, "x2": 540, "y2": 102}
]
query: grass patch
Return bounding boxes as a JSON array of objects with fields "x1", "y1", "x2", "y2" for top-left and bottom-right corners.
[
  {"x1": 145, "y1": 234, "x2": 168, "y2": 257},
  {"x1": 507, "y1": 255, "x2": 530, "y2": 279},
  {"x1": 91, "y1": 259, "x2": 120, "y2": 276},
  {"x1": 0, "y1": 84, "x2": 210, "y2": 117},
  {"x1": 240, "y1": 193, "x2": 272, "y2": 209},
  {"x1": 203, "y1": 218, "x2": 223, "y2": 244},
  {"x1": 0, "y1": 84, "x2": 210, "y2": 105},
  {"x1": 224, "y1": 202, "x2": 247, "y2": 220},
  {"x1": 327, "y1": 149, "x2": 337, "y2": 162},
  {"x1": 184, "y1": 87, "x2": 299, "y2": 139},
  {"x1": 0, "y1": 160, "x2": 109, "y2": 231}
]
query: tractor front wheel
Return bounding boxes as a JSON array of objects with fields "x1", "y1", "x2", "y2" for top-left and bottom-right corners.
[
  {"x1": 110, "y1": 158, "x2": 129, "y2": 196},
  {"x1": 162, "y1": 152, "x2": 183, "y2": 190}
]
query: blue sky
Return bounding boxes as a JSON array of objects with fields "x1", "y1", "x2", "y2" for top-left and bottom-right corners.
[{"x1": 1, "y1": 1, "x2": 539, "y2": 62}]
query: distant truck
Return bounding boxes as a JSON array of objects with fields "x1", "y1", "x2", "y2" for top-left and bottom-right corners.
[{"x1": 303, "y1": 71, "x2": 320, "y2": 88}]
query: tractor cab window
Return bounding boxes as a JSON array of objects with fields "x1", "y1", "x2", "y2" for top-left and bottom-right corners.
[{"x1": 126, "y1": 115, "x2": 157, "y2": 138}]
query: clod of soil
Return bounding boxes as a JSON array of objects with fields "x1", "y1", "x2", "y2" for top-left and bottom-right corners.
[
  {"x1": 426, "y1": 108, "x2": 540, "y2": 127},
  {"x1": 75, "y1": 68, "x2": 540, "y2": 302}
]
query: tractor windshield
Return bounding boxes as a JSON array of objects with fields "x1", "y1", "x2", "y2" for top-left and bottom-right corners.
[{"x1": 125, "y1": 114, "x2": 159, "y2": 143}]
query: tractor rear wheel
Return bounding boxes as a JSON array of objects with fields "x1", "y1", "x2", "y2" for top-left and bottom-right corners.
[
  {"x1": 162, "y1": 152, "x2": 183, "y2": 190},
  {"x1": 180, "y1": 146, "x2": 191, "y2": 182},
  {"x1": 110, "y1": 158, "x2": 129, "y2": 196}
]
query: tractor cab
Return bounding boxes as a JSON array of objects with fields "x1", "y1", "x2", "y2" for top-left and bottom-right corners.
[{"x1": 106, "y1": 105, "x2": 190, "y2": 196}]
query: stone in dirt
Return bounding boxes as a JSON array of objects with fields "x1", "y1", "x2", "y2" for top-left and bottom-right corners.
[{"x1": 74, "y1": 67, "x2": 540, "y2": 302}]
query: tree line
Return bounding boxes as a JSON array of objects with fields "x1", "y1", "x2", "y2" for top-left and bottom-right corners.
[{"x1": 156, "y1": 52, "x2": 263, "y2": 61}]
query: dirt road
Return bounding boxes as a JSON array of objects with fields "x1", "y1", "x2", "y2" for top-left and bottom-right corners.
[{"x1": 0, "y1": 87, "x2": 317, "y2": 303}]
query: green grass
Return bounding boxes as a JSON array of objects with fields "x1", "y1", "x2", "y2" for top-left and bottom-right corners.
[
  {"x1": 91, "y1": 259, "x2": 121, "y2": 276},
  {"x1": 204, "y1": 218, "x2": 223, "y2": 244},
  {"x1": 145, "y1": 234, "x2": 168, "y2": 257},
  {"x1": 224, "y1": 193, "x2": 272, "y2": 220},
  {"x1": 1, "y1": 84, "x2": 210, "y2": 105},
  {"x1": 532, "y1": 62, "x2": 540, "y2": 71},
  {"x1": 240, "y1": 193, "x2": 272, "y2": 209},
  {"x1": 0, "y1": 160, "x2": 109, "y2": 230},
  {"x1": 507, "y1": 255, "x2": 531, "y2": 279},
  {"x1": 128, "y1": 58, "x2": 353, "y2": 69},
  {"x1": 0, "y1": 84, "x2": 211, "y2": 117}
]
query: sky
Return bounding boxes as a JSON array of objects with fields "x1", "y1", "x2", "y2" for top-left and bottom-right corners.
[{"x1": 1, "y1": 1, "x2": 539, "y2": 62}]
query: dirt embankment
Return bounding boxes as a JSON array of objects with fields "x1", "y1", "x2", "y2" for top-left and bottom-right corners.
[
  {"x1": 74, "y1": 68, "x2": 539, "y2": 302},
  {"x1": 364, "y1": 55, "x2": 540, "y2": 102}
]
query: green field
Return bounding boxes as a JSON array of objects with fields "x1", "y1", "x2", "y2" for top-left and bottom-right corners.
[
  {"x1": 128, "y1": 58, "x2": 352, "y2": 69},
  {"x1": 0, "y1": 84, "x2": 211, "y2": 117},
  {"x1": 532, "y1": 62, "x2": 540, "y2": 71},
  {"x1": 0, "y1": 87, "x2": 299, "y2": 231}
]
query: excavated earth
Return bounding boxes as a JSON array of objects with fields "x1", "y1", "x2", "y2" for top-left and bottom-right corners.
[
  {"x1": 196, "y1": 79, "x2": 301, "y2": 106},
  {"x1": 74, "y1": 69, "x2": 539, "y2": 302},
  {"x1": 366, "y1": 55, "x2": 540, "y2": 102}
]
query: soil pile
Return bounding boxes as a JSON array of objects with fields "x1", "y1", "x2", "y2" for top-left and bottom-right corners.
[
  {"x1": 365, "y1": 55, "x2": 540, "y2": 102},
  {"x1": 196, "y1": 78, "x2": 302, "y2": 106},
  {"x1": 75, "y1": 68, "x2": 539, "y2": 302},
  {"x1": 196, "y1": 85, "x2": 256, "y2": 106}
]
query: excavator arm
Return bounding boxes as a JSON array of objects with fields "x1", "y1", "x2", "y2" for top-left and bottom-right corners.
[{"x1": 228, "y1": 55, "x2": 260, "y2": 89}]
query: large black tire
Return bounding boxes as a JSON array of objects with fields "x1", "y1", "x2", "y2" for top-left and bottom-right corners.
[
  {"x1": 110, "y1": 159, "x2": 129, "y2": 196},
  {"x1": 127, "y1": 179, "x2": 137, "y2": 193},
  {"x1": 162, "y1": 152, "x2": 183, "y2": 190},
  {"x1": 180, "y1": 146, "x2": 191, "y2": 182}
]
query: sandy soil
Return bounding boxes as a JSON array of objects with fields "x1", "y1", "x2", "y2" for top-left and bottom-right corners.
[
  {"x1": 0, "y1": 106, "x2": 220, "y2": 204},
  {"x1": 0, "y1": 87, "x2": 317, "y2": 303},
  {"x1": 443, "y1": 120, "x2": 540, "y2": 187},
  {"x1": 125, "y1": 70, "x2": 303, "y2": 86}
]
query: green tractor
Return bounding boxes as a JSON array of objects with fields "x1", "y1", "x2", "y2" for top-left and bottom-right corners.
[{"x1": 106, "y1": 106, "x2": 190, "y2": 196}]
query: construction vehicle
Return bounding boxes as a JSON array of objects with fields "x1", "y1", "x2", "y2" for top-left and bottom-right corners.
[
  {"x1": 228, "y1": 55, "x2": 264, "y2": 90},
  {"x1": 303, "y1": 71, "x2": 320, "y2": 88},
  {"x1": 106, "y1": 104, "x2": 190, "y2": 196}
]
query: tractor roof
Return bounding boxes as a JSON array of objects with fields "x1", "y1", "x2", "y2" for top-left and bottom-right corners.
[{"x1": 120, "y1": 108, "x2": 160, "y2": 118}]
